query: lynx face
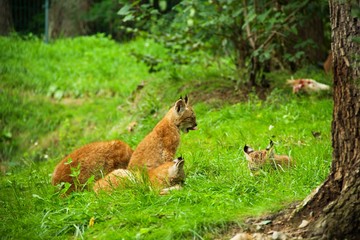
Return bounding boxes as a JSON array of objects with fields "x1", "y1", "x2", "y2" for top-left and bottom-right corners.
[
  {"x1": 173, "y1": 96, "x2": 197, "y2": 133},
  {"x1": 168, "y1": 156, "x2": 185, "y2": 185},
  {"x1": 243, "y1": 141, "x2": 274, "y2": 171}
]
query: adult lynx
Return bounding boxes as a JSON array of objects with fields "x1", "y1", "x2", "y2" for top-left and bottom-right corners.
[
  {"x1": 128, "y1": 96, "x2": 197, "y2": 170},
  {"x1": 52, "y1": 140, "x2": 133, "y2": 193}
]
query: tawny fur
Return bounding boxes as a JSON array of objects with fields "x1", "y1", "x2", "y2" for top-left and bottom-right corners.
[
  {"x1": 243, "y1": 141, "x2": 293, "y2": 172},
  {"x1": 93, "y1": 157, "x2": 185, "y2": 193},
  {"x1": 92, "y1": 168, "x2": 134, "y2": 192},
  {"x1": 149, "y1": 157, "x2": 185, "y2": 187},
  {"x1": 51, "y1": 140, "x2": 133, "y2": 193},
  {"x1": 271, "y1": 154, "x2": 293, "y2": 167},
  {"x1": 128, "y1": 96, "x2": 197, "y2": 170}
]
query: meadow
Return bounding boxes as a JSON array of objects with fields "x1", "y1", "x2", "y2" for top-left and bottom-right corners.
[{"x1": 0, "y1": 35, "x2": 333, "y2": 239}]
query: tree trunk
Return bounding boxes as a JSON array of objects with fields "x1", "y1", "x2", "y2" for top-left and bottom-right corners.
[
  {"x1": 49, "y1": 0, "x2": 92, "y2": 38},
  {"x1": 298, "y1": 6, "x2": 327, "y2": 64},
  {"x1": 284, "y1": 1, "x2": 328, "y2": 70},
  {"x1": 293, "y1": 1, "x2": 360, "y2": 239},
  {"x1": 0, "y1": 0, "x2": 13, "y2": 35}
]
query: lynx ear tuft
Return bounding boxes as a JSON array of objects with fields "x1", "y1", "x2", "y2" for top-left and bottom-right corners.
[{"x1": 179, "y1": 95, "x2": 189, "y2": 104}]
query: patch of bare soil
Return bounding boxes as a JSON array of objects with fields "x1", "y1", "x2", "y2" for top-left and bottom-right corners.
[
  {"x1": 186, "y1": 82, "x2": 271, "y2": 105},
  {"x1": 59, "y1": 97, "x2": 86, "y2": 106},
  {"x1": 221, "y1": 202, "x2": 317, "y2": 240},
  {"x1": 191, "y1": 86, "x2": 248, "y2": 105}
]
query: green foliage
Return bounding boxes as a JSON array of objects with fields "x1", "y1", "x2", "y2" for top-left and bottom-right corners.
[
  {"x1": 117, "y1": 0, "x2": 160, "y2": 31},
  {"x1": 0, "y1": 36, "x2": 332, "y2": 239},
  {"x1": 115, "y1": 0, "x2": 330, "y2": 85},
  {"x1": 169, "y1": 0, "x2": 321, "y2": 83},
  {"x1": 86, "y1": 0, "x2": 137, "y2": 41}
]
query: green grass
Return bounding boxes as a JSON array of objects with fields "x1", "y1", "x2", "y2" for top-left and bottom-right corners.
[{"x1": 0, "y1": 35, "x2": 332, "y2": 239}]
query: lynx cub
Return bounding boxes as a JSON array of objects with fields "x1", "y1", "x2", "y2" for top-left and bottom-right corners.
[
  {"x1": 128, "y1": 96, "x2": 197, "y2": 170},
  {"x1": 52, "y1": 140, "x2": 133, "y2": 193},
  {"x1": 243, "y1": 140, "x2": 293, "y2": 173},
  {"x1": 93, "y1": 157, "x2": 185, "y2": 194}
]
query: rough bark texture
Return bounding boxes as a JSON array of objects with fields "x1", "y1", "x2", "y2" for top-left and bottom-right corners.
[
  {"x1": 0, "y1": 0, "x2": 13, "y2": 35},
  {"x1": 49, "y1": 0, "x2": 92, "y2": 38},
  {"x1": 294, "y1": 1, "x2": 360, "y2": 239}
]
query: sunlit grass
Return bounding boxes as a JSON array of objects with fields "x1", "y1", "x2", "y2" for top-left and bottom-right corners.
[{"x1": 0, "y1": 35, "x2": 332, "y2": 239}]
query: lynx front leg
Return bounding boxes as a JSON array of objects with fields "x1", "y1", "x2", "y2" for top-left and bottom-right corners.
[{"x1": 160, "y1": 184, "x2": 183, "y2": 195}]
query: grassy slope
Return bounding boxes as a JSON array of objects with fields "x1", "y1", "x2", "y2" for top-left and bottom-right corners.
[{"x1": 0, "y1": 36, "x2": 332, "y2": 239}]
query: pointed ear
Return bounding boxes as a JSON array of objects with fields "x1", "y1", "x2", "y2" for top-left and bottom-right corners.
[
  {"x1": 175, "y1": 99, "x2": 186, "y2": 114},
  {"x1": 244, "y1": 145, "x2": 254, "y2": 154},
  {"x1": 177, "y1": 159, "x2": 185, "y2": 169},
  {"x1": 184, "y1": 95, "x2": 189, "y2": 104},
  {"x1": 266, "y1": 140, "x2": 274, "y2": 151}
]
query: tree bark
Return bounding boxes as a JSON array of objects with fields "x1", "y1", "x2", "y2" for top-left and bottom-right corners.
[
  {"x1": 293, "y1": 1, "x2": 360, "y2": 239},
  {"x1": 0, "y1": 0, "x2": 13, "y2": 35},
  {"x1": 49, "y1": 0, "x2": 92, "y2": 38}
]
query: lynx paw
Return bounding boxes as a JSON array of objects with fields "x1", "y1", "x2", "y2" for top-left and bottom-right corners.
[{"x1": 160, "y1": 184, "x2": 183, "y2": 195}]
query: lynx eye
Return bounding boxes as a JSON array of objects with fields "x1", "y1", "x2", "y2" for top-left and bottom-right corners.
[{"x1": 183, "y1": 117, "x2": 194, "y2": 122}]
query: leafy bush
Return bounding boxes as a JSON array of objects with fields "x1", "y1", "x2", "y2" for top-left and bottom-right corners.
[{"x1": 115, "y1": 0, "x2": 330, "y2": 85}]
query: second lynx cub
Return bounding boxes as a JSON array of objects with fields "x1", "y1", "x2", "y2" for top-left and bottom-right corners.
[
  {"x1": 128, "y1": 96, "x2": 197, "y2": 170},
  {"x1": 243, "y1": 140, "x2": 293, "y2": 173},
  {"x1": 93, "y1": 157, "x2": 185, "y2": 194}
]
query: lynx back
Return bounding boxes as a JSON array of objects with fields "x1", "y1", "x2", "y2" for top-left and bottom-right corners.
[{"x1": 52, "y1": 140, "x2": 133, "y2": 194}]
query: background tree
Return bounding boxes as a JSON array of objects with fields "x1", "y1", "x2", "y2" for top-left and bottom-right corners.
[
  {"x1": 85, "y1": 0, "x2": 124, "y2": 40},
  {"x1": 283, "y1": 0, "x2": 330, "y2": 71},
  {"x1": 291, "y1": 0, "x2": 359, "y2": 238},
  {"x1": 4, "y1": 0, "x2": 330, "y2": 79},
  {"x1": 0, "y1": 0, "x2": 13, "y2": 35},
  {"x1": 49, "y1": 0, "x2": 92, "y2": 38}
]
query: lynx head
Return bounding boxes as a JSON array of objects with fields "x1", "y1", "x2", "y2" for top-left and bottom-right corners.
[
  {"x1": 243, "y1": 140, "x2": 274, "y2": 171},
  {"x1": 173, "y1": 95, "x2": 197, "y2": 133},
  {"x1": 168, "y1": 156, "x2": 185, "y2": 184}
]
